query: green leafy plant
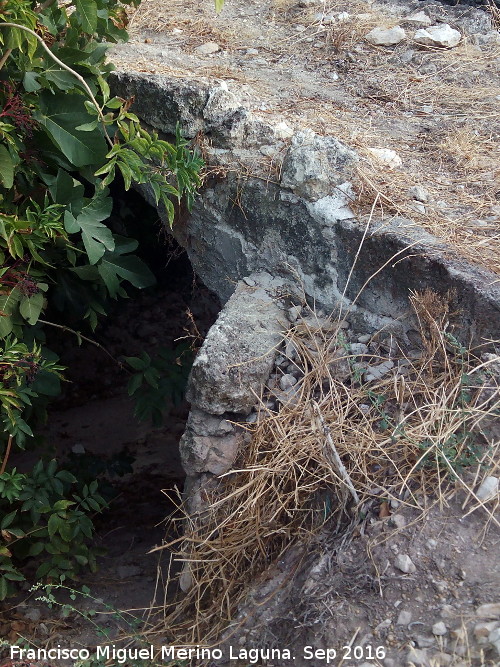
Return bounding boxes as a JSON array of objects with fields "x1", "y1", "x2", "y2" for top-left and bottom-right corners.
[
  {"x1": 0, "y1": 460, "x2": 107, "y2": 600},
  {"x1": 124, "y1": 342, "x2": 194, "y2": 426},
  {"x1": 0, "y1": 0, "x2": 207, "y2": 595}
]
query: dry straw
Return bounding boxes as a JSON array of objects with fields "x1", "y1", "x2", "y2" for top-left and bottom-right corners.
[{"x1": 153, "y1": 289, "x2": 499, "y2": 648}]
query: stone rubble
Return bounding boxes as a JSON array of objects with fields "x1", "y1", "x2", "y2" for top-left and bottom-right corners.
[{"x1": 413, "y1": 24, "x2": 462, "y2": 48}]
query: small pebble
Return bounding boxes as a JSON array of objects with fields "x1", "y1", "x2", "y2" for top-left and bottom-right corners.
[
  {"x1": 390, "y1": 514, "x2": 406, "y2": 530},
  {"x1": 394, "y1": 553, "x2": 416, "y2": 574},
  {"x1": 432, "y1": 621, "x2": 447, "y2": 636},
  {"x1": 397, "y1": 610, "x2": 412, "y2": 626},
  {"x1": 280, "y1": 373, "x2": 297, "y2": 390},
  {"x1": 195, "y1": 41, "x2": 220, "y2": 55}
]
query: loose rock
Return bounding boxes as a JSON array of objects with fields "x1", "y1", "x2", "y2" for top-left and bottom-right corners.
[
  {"x1": 287, "y1": 305, "x2": 302, "y2": 322},
  {"x1": 394, "y1": 553, "x2": 416, "y2": 574},
  {"x1": 489, "y1": 627, "x2": 500, "y2": 656},
  {"x1": 397, "y1": 610, "x2": 412, "y2": 625},
  {"x1": 432, "y1": 621, "x2": 447, "y2": 636},
  {"x1": 390, "y1": 514, "x2": 406, "y2": 530},
  {"x1": 366, "y1": 148, "x2": 402, "y2": 169},
  {"x1": 328, "y1": 348, "x2": 351, "y2": 381},
  {"x1": 409, "y1": 185, "x2": 429, "y2": 203},
  {"x1": 274, "y1": 121, "x2": 294, "y2": 140},
  {"x1": 415, "y1": 635, "x2": 435, "y2": 648},
  {"x1": 414, "y1": 25, "x2": 461, "y2": 49},
  {"x1": 280, "y1": 373, "x2": 298, "y2": 390},
  {"x1": 476, "y1": 603, "x2": 500, "y2": 619},
  {"x1": 349, "y1": 342, "x2": 369, "y2": 356},
  {"x1": 405, "y1": 12, "x2": 432, "y2": 26},
  {"x1": 475, "y1": 475, "x2": 499, "y2": 502},
  {"x1": 410, "y1": 202, "x2": 426, "y2": 214},
  {"x1": 406, "y1": 647, "x2": 429, "y2": 666},
  {"x1": 281, "y1": 129, "x2": 358, "y2": 200},
  {"x1": 195, "y1": 41, "x2": 221, "y2": 55},
  {"x1": 365, "y1": 26, "x2": 406, "y2": 46},
  {"x1": 473, "y1": 621, "x2": 498, "y2": 641},
  {"x1": 364, "y1": 359, "x2": 395, "y2": 382},
  {"x1": 432, "y1": 652, "x2": 452, "y2": 665}
]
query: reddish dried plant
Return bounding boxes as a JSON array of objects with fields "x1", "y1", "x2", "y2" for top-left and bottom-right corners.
[{"x1": 0, "y1": 81, "x2": 37, "y2": 136}]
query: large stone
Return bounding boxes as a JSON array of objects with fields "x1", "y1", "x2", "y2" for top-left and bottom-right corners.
[
  {"x1": 180, "y1": 431, "x2": 239, "y2": 475},
  {"x1": 414, "y1": 25, "x2": 461, "y2": 48},
  {"x1": 281, "y1": 130, "x2": 358, "y2": 201},
  {"x1": 365, "y1": 26, "x2": 406, "y2": 46},
  {"x1": 186, "y1": 273, "x2": 289, "y2": 415}
]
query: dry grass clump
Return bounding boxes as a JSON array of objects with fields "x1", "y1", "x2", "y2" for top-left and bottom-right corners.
[
  {"x1": 157, "y1": 290, "x2": 499, "y2": 647},
  {"x1": 351, "y1": 162, "x2": 500, "y2": 275},
  {"x1": 436, "y1": 126, "x2": 499, "y2": 171}
]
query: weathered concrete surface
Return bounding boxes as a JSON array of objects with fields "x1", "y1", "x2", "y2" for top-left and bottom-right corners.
[
  {"x1": 110, "y1": 70, "x2": 500, "y2": 345},
  {"x1": 180, "y1": 408, "x2": 238, "y2": 476},
  {"x1": 186, "y1": 272, "x2": 289, "y2": 416},
  {"x1": 281, "y1": 130, "x2": 358, "y2": 200},
  {"x1": 178, "y1": 272, "x2": 288, "y2": 508}
]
